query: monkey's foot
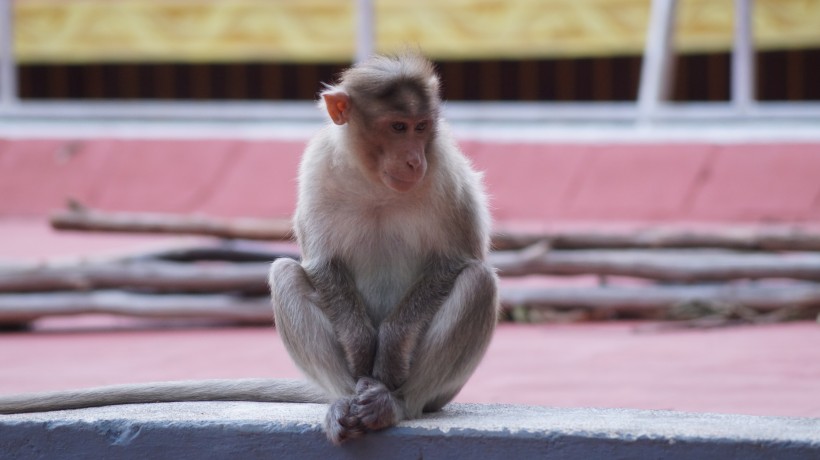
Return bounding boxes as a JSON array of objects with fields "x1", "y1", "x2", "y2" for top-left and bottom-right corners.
[
  {"x1": 352, "y1": 377, "x2": 401, "y2": 431},
  {"x1": 324, "y1": 396, "x2": 366, "y2": 445}
]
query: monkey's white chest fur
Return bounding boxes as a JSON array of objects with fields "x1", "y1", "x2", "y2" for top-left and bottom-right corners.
[
  {"x1": 323, "y1": 199, "x2": 443, "y2": 325},
  {"x1": 352, "y1": 208, "x2": 440, "y2": 324}
]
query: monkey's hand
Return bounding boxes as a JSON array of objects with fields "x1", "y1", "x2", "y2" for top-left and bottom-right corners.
[
  {"x1": 324, "y1": 396, "x2": 366, "y2": 444},
  {"x1": 324, "y1": 378, "x2": 401, "y2": 443},
  {"x1": 352, "y1": 376, "x2": 401, "y2": 431}
]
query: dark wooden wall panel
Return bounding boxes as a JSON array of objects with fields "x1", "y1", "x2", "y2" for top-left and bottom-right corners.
[{"x1": 16, "y1": 50, "x2": 819, "y2": 102}]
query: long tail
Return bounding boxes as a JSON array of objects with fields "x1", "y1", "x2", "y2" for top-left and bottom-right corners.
[{"x1": 0, "y1": 378, "x2": 330, "y2": 414}]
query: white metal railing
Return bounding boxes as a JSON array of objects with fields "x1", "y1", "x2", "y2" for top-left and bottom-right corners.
[
  {"x1": 355, "y1": 0, "x2": 375, "y2": 64},
  {"x1": 0, "y1": 0, "x2": 819, "y2": 124},
  {"x1": 0, "y1": 0, "x2": 17, "y2": 109},
  {"x1": 731, "y1": 0, "x2": 755, "y2": 113},
  {"x1": 637, "y1": 0, "x2": 678, "y2": 121},
  {"x1": 638, "y1": 0, "x2": 759, "y2": 121}
]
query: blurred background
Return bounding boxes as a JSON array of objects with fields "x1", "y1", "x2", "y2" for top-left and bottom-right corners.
[
  {"x1": 0, "y1": 0, "x2": 819, "y2": 419},
  {"x1": 7, "y1": 0, "x2": 820, "y2": 102}
]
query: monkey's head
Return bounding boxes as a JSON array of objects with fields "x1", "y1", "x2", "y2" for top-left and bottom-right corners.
[{"x1": 321, "y1": 54, "x2": 441, "y2": 193}]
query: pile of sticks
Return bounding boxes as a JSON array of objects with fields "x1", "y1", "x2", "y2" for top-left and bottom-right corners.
[{"x1": 2, "y1": 204, "x2": 820, "y2": 327}]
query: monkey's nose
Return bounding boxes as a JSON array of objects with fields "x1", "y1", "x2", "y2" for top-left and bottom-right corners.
[{"x1": 406, "y1": 156, "x2": 422, "y2": 171}]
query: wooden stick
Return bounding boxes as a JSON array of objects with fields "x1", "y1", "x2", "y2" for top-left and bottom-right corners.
[
  {"x1": 498, "y1": 282, "x2": 820, "y2": 313},
  {"x1": 2, "y1": 282, "x2": 818, "y2": 324},
  {"x1": 0, "y1": 291, "x2": 272, "y2": 324},
  {"x1": 5, "y1": 247, "x2": 820, "y2": 294},
  {"x1": 52, "y1": 204, "x2": 820, "y2": 251},
  {"x1": 122, "y1": 241, "x2": 300, "y2": 263},
  {"x1": 51, "y1": 202, "x2": 292, "y2": 241},
  {"x1": 0, "y1": 261, "x2": 274, "y2": 294},
  {"x1": 490, "y1": 248, "x2": 820, "y2": 282},
  {"x1": 492, "y1": 226, "x2": 820, "y2": 251}
]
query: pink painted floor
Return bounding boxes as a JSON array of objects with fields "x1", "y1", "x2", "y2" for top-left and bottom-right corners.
[
  {"x1": 0, "y1": 220, "x2": 818, "y2": 418},
  {"x1": 0, "y1": 321, "x2": 817, "y2": 418}
]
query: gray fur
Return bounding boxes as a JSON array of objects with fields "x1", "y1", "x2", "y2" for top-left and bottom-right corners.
[
  {"x1": 272, "y1": 53, "x2": 498, "y2": 444},
  {"x1": 0, "y1": 379, "x2": 327, "y2": 414}
]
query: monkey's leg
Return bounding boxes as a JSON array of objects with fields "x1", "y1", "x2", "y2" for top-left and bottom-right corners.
[
  {"x1": 401, "y1": 261, "x2": 497, "y2": 417},
  {"x1": 269, "y1": 257, "x2": 377, "y2": 443},
  {"x1": 270, "y1": 258, "x2": 354, "y2": 397},
  {"x1": 355, "y1": 260, "x2": 498, "y2": 429}
]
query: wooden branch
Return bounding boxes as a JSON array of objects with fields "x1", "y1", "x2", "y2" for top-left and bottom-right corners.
[
  {"x1": 499, "y1": 282, "x2": 820, "y2": 313},
  {"x1": 51, "y1": 204, "x2": 292, "y2": 241},
  {"x1": 6, "y1": 246, "x2": 820, "y2": 294},
  {"x1": 51, "y1": 204, "x2": 820, "y2": 252},
  {"x1": 0, "y1": 291, "x2": 271, "y2": 324},
  {"x1": 2, "y1": 282, "x2": 818, "y2": 324},
  {"x1": 490, "y1": 248, "x2": 820, "y2": 282},
  {"x1": 0, "y1": 262, "x2": 274, "y2": 294},
  {"x1": 492, "y1": 226, "x2": 820, "y2": 251},
  {"x1": 126, "y1": 242, "x2": 300, "y2": 263}
]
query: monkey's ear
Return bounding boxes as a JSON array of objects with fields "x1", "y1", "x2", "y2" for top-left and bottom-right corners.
[{"x1": 323, "y1": 91, "x2": 351, "y2": 125}]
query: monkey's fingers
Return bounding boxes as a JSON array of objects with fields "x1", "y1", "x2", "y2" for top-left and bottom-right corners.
[
  {"x1": 324, "y1": 397, "x2": 366, "y2": 444},
  {"x1": 352, "y1": 378, "x2": 400, "y2": 431}
]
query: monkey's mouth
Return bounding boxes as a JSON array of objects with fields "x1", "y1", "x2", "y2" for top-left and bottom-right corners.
[{"x1": 384, "y1": 173, "x2": 423, "y2": 192}]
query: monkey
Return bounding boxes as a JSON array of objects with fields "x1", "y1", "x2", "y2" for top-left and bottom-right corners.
[
  {"x1": 0, "y1": 53, "x2": 498, "y2": 445},
  {"x1": 270, "y1": 52, "x2": 498, "y2": 443}
]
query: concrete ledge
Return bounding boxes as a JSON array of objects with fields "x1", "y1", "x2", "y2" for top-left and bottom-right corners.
[{"x1": 1, "y1": 403, "x2": 818, "y2": 459}]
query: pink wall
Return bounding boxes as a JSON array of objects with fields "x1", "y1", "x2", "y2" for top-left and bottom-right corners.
[{"x1": 2, "y1": 138, "x2": 819, "y2": 223}]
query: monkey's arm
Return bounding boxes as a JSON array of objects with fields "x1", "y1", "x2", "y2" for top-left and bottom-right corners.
[
  {"x1": 306, "y1": 258, "x2": 378, "y2": 379},
  {"x1": 0, "y1": 378, "x2": 328, "y2": 414},
  {"x1": 371, "y1": 256, "x2": 467, "y2": 391}
]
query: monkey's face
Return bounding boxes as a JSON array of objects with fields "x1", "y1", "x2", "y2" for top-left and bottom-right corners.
[
  {"x1": 370, "y1": 115, "x2": 432, "y2": 192},
  {"x1": 328, "y1": 72, "x2": 440, "y2": 193}
]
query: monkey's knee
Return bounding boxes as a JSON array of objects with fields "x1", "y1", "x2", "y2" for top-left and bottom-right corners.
[
  {"x1": 459, "y1": 260, "x2": 500, "y2": 318},
  {"x1": 449, "y1": 260, "x2": 498, "y2": 356},
  {"x1": 269, "y1": 258, "x2": 314, "y2": 318},
  {"x1": 269, "y1": 258, "x2": 310, "y2": 295}
]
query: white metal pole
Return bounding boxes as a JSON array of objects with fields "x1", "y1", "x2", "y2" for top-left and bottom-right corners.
[
  {"x1": 355, "y1": 0, "x2": 375, "y2": 63},
  {"x1": 638, "y1": 0, "x2": 678, "y2": 122},
  {"x1": 0, "y1": 0, "x2": 18, "y2": 108},
  {"x1": 732, "y1": 0, "x2": 755, "y2": 113}
]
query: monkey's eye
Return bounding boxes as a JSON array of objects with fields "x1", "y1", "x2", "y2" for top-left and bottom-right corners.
[
  {"x1": 415, "y1": 122, "x2": 427, "y2": 132},
  {"x1": 391, "y1": 122, "x2": 407, "y2": 132}
]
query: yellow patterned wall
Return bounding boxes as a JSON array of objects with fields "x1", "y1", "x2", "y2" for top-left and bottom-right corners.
[{"x1": 14, "y1": 0, "x2": 820, "y2": 64}]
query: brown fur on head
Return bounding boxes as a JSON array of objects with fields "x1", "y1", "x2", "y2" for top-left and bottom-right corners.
[
  {"x1": 320, "y1": 53, "x2": 441, "y2": 193},
  {"x1": 336, "y1": 53, "x2": 441, "y2": 118}
]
